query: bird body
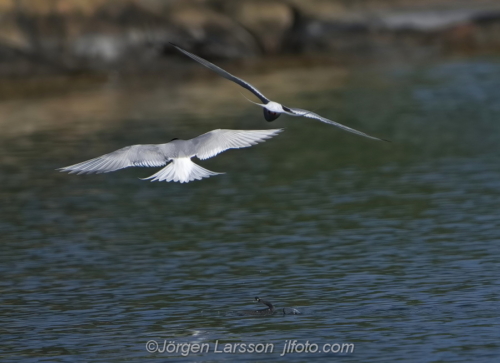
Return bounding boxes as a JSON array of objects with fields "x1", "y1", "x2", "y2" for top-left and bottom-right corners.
[
  {"x1": 145, "y1": 157, "x2": 220, "y2": 183},
  {"x1": 59, "y1": 129, "x2": 282, "y2": 183},
  {"x1": 263, "y1": 101, "x2": 285, "y2": 113}
]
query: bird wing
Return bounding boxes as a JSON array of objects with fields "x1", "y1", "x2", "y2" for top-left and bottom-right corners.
[
  {"x1": 58, "y1": 144, "x2": 173, "y2": 174},
  {"x1": 171, "y1": 43, "x2": 270, "y2": 104},
  {"x1": 192, "y1": 129, "x2": 283, "y2": 160},
  {"x1": 287, "y1": 107, "x2": 388, "y2": 142}
]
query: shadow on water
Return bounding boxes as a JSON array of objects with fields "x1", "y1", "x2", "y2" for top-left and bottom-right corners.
[{"x1": 1, "y1": 56, "x2": 500, "y2": 362}]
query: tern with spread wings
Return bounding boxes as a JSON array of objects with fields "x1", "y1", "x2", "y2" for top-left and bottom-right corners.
[
  {"x1": 171, "y1": 43, "x2": 387, "y2": 142},
  {"x1": 59, "y1": 129, "x2": 282, "y2": 183}
]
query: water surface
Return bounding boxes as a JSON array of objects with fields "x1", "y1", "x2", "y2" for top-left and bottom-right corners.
[{"x1": 1, "y1": 57, "x2": 500, "y2": 362}]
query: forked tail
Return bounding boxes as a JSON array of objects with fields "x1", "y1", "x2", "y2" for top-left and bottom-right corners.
[{"x1": 142, "y1": 158, "x2": 222, "y2": 183}]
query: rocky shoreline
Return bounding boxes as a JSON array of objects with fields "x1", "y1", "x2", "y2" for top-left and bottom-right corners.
[{"x1": 1, "y1": 0, "x2": 500, "y2": 77}]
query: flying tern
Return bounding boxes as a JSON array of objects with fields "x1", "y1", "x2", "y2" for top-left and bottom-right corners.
[
  {"x1": 171, "y1": 43, "x2": 387, "y2": 142},
  {"x1": 59, "y1": 129, "x2": 282, "y2": 183}
]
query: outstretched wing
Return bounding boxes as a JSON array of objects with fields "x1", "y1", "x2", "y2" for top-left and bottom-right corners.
[
  {"x1": 171, "y1": 43, "x2": 270, "y2": 104},
  {"x1": 287, "y1": 107, "x2": 389, "y2": 142},
  {"x1": 58, "y1": 144, "x2": 172, "y2": 174},
  {"x1": 192, "y1": 129, "x2": 283, "y2": 160}
]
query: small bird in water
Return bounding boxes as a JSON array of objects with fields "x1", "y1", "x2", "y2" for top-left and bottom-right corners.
[
  {"x1": 171, "y1": 43, "x2": 387, "y2": 142},
  {"x1": 237, "y1": 297, "x2": 301, "y2": 316},
  {"x1": 240, "y1": 297, "x2": 276, "y2": 316},
  {"x1": 58, "y1": 129, "x2": 282, "y2": 183}
]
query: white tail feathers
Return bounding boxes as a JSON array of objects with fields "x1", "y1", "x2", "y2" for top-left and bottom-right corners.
[{"x1": 142, "y1": 158, "x2": 222, "y2": 183}]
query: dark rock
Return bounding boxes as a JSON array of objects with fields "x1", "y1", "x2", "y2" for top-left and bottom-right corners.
[
  {"x1": 164, "y1": 3, "x2": 259, "y2": 60},
  {"x1": 216, "y1": 0, "x2": 294, "y2": 54},
  {"x1": 2, "y1": 0, "x2": 500, "y2": 76}
]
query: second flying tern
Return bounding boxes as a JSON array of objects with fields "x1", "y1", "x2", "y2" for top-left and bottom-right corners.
[{"x1": 171, "y1": 43, "x2": 387, "y2": 142}]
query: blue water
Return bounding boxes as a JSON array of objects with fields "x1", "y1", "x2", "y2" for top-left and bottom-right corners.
[{"x1": 1, "y1": 57, "x2": 500, "y2": 362}]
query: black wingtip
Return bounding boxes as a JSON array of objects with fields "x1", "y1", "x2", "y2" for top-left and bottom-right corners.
[
  {"x1": 171, "y1": 42, "x2": 184, "y2": 50},
  {"x1": 169, "y1": 42, "x2": 184, "y2": 51}
]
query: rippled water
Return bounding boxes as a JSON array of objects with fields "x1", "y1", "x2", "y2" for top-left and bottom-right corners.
[{"x1": 1, "y1": 57, "x2": 500, "y2": 362}]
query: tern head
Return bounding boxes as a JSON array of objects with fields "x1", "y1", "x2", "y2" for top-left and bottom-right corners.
[
  {"x1": 261, "y1": 101, "x2": 283, "y2": 122},
  {"x1": 239, "y1": 93, "x2": 282, "y2": 122}
]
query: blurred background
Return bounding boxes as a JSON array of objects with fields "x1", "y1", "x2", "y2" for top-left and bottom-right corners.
[
  {"x1": 2, "y1": 1, "x2": 500, "y2": 362},
  {"x1": 2, "y1": 0, "x2": 500, "y2": 76}
]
